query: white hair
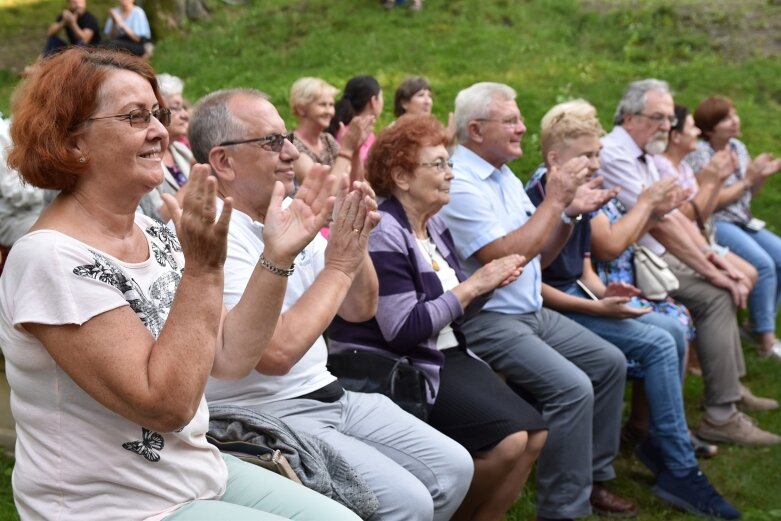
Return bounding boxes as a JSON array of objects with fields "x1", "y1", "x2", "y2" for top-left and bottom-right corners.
[
  {"x1": 156, "y1": 73, "x2": 185, "y2": 98},
  {"x1": 613, "y1": 78, "x2": 672, "y2": 126},
  {"x1": 454, "y1": 82, "x2": 516, "y2": 144}
]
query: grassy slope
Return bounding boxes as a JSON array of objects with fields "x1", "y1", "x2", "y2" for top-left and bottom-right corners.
[{"x1": 1, "y1": 0, "x2": 781, "y2": 519}]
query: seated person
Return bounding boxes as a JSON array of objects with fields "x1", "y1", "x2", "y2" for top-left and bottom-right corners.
[
  {"x1": 43, "y1": 0, "x2": 100, "y2": 56},
  {"x1": 103, "y1": 0, "x2": 151, "y2": 57},
  {"x1": 289, "y1": 77, "x2": 370, "y2": 187},
  {"x1": 326, "y1": 75, "x2": 383, "y2": 162},
  {"x1": 1, "y1": 46, "x2": 359, "y2": 521},
  {"x1": 439, "y1": 81, "x2": 632, "y2": 520},
  {"x1": 393, "y1": 76, "x2": 433, "y2": 117},
  {"x1": 328, "y1": 114, "x2": 547, "y2": 521},
  {"x1": 0, "y1": 116, "x2": 44, "y2": 249},
  {"x1": 687, "y1": 95, "x2": 781, "y2": 360},
  {"x1": 190, "y1": 88, "x2": 474, "y2": 521},
  {"x1": 527, "y1": 103, "x2": 739, "y2": 519},
  {"x1": 598, "y1": 78, "x2": 780, "y2": 446}
]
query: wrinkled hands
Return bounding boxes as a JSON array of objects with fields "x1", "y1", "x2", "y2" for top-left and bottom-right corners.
[
  {"x1": 263, "y1": 164, "x2": 337, "y2": 265},
  {"x1": 324, "y1": 176, "x2": 381, "y2": 278},
  {"x1": 467, "y1": 254, "x2": 525, "y2": 296},
  {"x1": 162, "y1": 164, "x2": 232, "y2": 276}
]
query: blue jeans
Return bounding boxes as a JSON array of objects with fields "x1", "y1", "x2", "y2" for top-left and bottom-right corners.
[
  {"x1": 561, "y1": 283, "x2": 697, "y2": 471},
  {"x1": 715, "y1": 220, "x2": 781, "y2": 334}
]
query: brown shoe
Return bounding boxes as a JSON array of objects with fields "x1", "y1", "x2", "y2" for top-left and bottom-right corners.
[
  {"x1": 697, "y1": 411, "x2": 781, "y2": 445},
  {"x1": 590, "y1": 484, "x2": 637, "y2": 518},
  {"x1": 739, "y1": 384, "x2": 779, "y2": 411}
]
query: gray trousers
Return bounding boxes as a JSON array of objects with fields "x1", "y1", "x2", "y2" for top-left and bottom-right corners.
[
  {"x1": 461, "y1": 308, "x2": 626, "y2": 519},
  {"x1": 257, "y1": 390, "x2": 473, "y2": 521},
  {"x1": 664, "y1": 252, "x2": 745, "y2": 406}
]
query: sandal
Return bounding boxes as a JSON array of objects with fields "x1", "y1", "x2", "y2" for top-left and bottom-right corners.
[{"x1": 690, "y1": 432, "x2": 718, "y2": 459}]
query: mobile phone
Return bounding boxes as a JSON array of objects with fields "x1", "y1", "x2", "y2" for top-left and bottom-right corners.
[{"x1": 745, "y1": 217, "x2": 766, "y2": 232}]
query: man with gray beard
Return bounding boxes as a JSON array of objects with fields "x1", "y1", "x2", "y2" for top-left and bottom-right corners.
[{"x1": 598, "y1": 79, "x2": 781, "y2": 449}]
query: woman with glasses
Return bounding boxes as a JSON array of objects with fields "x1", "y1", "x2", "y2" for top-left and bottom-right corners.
[
  {"x1": 328, "y1": 114, "x2": 547, "y2": 521},
  {"x1": 157, "y1": 73, "x2": 193, "y2": 194},
  {"x1": 0, "y1": 47, "x2": 360, "y2": 521},
  {"x1": 687, "y1": 96, "x2": 781, "y2": 361}
]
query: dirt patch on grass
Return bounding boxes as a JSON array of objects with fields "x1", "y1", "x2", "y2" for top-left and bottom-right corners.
[{"x1": 581, "y1": 0, "x2": 781, "y2": 60}]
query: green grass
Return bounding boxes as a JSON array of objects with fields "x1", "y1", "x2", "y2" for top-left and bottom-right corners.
[{"x1": 1, "y1": 0, "x2": 781, "y2": 519}]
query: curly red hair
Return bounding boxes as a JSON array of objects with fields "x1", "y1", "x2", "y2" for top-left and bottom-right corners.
[
  {"x1": 8, "y1": 48, "x2": 162, "y2": 191},
  {"x1": 367, "y1": 114, "x2": 449, "y2": 197}
]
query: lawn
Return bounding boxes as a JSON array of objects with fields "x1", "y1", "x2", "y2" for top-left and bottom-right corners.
[{"x1": 1, "y1": 0, "x2": 781, "y2": 519}]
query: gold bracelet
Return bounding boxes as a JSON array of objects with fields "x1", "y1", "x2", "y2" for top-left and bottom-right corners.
[{"x1": 259, "y1": 253, "x2": 295, "y2": 277}]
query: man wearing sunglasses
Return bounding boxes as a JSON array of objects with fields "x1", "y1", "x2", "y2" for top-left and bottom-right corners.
[
  {"x1": 599, "y1": 79, "x2": 780, "y2": 448},
  {"x1": 188, "y1": 88, "x2": 473, "y2": 521}
]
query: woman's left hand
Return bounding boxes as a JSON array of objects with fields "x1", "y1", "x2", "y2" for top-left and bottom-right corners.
[
  {"x1": 603, "y1": 281, "x2": 641, "y2": 299},
  {"x1": 162, "y1": 164, "x2": 232, "y2": 276}
]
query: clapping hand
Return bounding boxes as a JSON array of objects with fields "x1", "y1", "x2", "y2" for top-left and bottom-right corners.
[
  {"x1": 325, "y1": 177, "x2": 381, "y2": 278},
  {"x1": 546, "y1": 156, "x2": 591, "y2": 208},
  {"x1": 566, "y1": 176, "x2": 620, "y2": 216},
  {"x1": 263, "y1": 164, "x2": 337, "y2": 263},
  {"x1": 162, "y1": 164, "x2": 232, "y2": 275},
  {"x1": 466, "y1": 254, "x2": 525, "y2": 296}
]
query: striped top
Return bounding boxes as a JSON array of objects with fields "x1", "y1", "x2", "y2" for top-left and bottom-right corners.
[{"x1": 327, "y1": 196, "x2": 490, "y2": 395}]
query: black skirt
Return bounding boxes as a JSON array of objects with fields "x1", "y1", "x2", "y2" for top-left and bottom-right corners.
[{"x1": 428, "y1": 348, "x2": 547, "y2": 453}]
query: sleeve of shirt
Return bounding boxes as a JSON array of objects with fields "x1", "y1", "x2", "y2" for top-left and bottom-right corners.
[
  {"x1": 599, "y1": 145, "x2": 643, "y2": 209},
  {"x1": 439, "y1": 175, "x2": 511, "y2": 261},
  {"x1": 368, "y1": 217, "x2": 463, "y2": 353},
  {"x1": 3, "y1": 234, "x2": 129, "y2": 328}
]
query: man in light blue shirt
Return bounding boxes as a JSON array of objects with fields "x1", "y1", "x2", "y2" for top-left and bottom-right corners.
[{"x1": 440, "y1": 82, "x2": 632, "y2": 520}]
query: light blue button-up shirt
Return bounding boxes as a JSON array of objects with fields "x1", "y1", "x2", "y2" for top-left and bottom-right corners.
[{"x1": 439, "y1": 145, "x2": 542, "y2": 314}]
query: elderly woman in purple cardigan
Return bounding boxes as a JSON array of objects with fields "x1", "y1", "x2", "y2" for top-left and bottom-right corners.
[{"x1": 328, "y1": 114, "x2": 547, "y2": 521}]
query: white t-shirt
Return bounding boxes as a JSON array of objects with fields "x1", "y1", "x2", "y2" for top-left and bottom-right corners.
[
  {"x1": 0, "y1": 215, "x2": 227, "y2": 521},
  {"x1": 205, "y1": 203, "x2": 336, "y2": 407},
  {"x1": 416, "y1": 237, "x2": 459, "y2": 351}
]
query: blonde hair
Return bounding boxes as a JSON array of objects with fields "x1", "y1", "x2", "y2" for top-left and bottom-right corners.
[
  {"x1": 540, "y1": 100, "x2": 604, "y2": 159},
  {"x1": 289, "y1": 77, "x2": 338, "y2": 116}
]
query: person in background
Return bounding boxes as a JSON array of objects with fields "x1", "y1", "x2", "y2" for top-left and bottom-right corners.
[
  {"x1": 329, "y1": 114, "x2": 547, "y2": 521},
  {"x1": 327, "y1": 75, "x2": 383, "y2": 162},
  {"x1": 393, "y1": 77, "x2": 433, "y2": 118},
  {"x1": 43, "y1": 0, "x2": 100, "y2": 56},
  {"x1": 687, "y1": 96, "x2": 781, "y2": 361},
  {"x1": 103, "y1": 0, "x2": 152, "y2": 57},
  {"x1": 289, "y1": 77, "x2": 372, "y2": 187},
  {"x1": 157, "y1": 73, "x2": 193, "y2": 194},
  {"x1": 1, "y1": 47, "x2": 358, "y2": 521}
]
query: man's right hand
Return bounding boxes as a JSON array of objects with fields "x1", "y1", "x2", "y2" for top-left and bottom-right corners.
[{"x1": 708, "y1": 270, "x2": 748, "y2": 309}]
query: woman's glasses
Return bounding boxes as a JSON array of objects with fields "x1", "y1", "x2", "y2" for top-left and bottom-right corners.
[
  {"x1": 89, "y1": 107, "x2": 172, "y2": 128},
  {"x1": 418, "y1": 158, "x2": 453, "y2": 172}
]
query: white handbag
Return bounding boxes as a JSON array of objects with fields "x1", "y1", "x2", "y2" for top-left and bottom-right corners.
[{"x1": 632, "y1": 244, "x2": 679, "y2": 300}]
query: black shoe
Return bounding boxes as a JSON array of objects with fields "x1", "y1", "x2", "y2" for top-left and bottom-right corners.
[
  {"x1": 653, "y1": 467, "x2": 740, "y2": 519},
  {"x1": 634, "y1": 438, "x2": 664, "y2": 477}
]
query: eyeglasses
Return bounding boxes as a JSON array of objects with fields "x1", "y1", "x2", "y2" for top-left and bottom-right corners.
[
  {"x1": 89, "y1": 107, "x2": 172, "y2": 128},
  {"x1": 635, "y1": 112, "x2": 678, "y2": 127},
  {"x1": 475, "y1": 117, "x2": 525, "y2": 127},
  {"x1": 418, "y1": 158, "x2": 453, "y2": 172},
  {"x1": 218, "y1": 132, "x2": 295, "y2": 153}
]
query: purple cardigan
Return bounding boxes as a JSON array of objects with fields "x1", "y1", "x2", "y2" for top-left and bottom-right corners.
[{"x1": 327, "y1": 196, "x2": 490, "y2": 395}]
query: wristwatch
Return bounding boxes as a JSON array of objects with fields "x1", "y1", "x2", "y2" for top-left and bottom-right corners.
[{"x1": 560, "y1": 211, "x2": 583, "y2": 225}]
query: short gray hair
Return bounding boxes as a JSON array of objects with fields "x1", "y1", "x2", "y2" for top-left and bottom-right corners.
[
  {"x1": 188, "y1": 88, "x2": 269, "y2": 164},
  {"x1": 156, "y1": 73, "x2": 184, "y2": 98},
  {"x1": 613, "y1": 79, "x2": 672, "y2": 126},
  {"x1": 454, "y1": 82, "x2": 516, "y2": 144}
]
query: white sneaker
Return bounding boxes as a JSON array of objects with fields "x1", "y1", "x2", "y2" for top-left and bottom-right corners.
[{"x1": 758, "y1": 340, "x2": 781, "y2": 362}]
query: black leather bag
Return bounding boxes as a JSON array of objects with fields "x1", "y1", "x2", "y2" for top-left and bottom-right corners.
[{"x1": 327, "y1": 350, "x2": 434, "y2": 422}]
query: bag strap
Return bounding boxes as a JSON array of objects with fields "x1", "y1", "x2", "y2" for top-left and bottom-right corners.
[{"x1": 388, "y1": 356, "x2": 437, "y2": 400}]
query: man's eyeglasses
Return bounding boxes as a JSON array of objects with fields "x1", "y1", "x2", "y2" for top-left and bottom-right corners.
[
  {"x1": 218, "y1": 132, "x2": 295, "y2": 153},
  {"x1": 635, "y1": 112, "x2": 678, "y2": 127},
  {"x1": 418, "y1": 158, "x2": 453, "y2": 172},
  {"x1": 89, "y1": 108, "x2": 172, "y2": 128},
  {"x1": 475, "y1": 117, "x2": 525, "y2": 128}
]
